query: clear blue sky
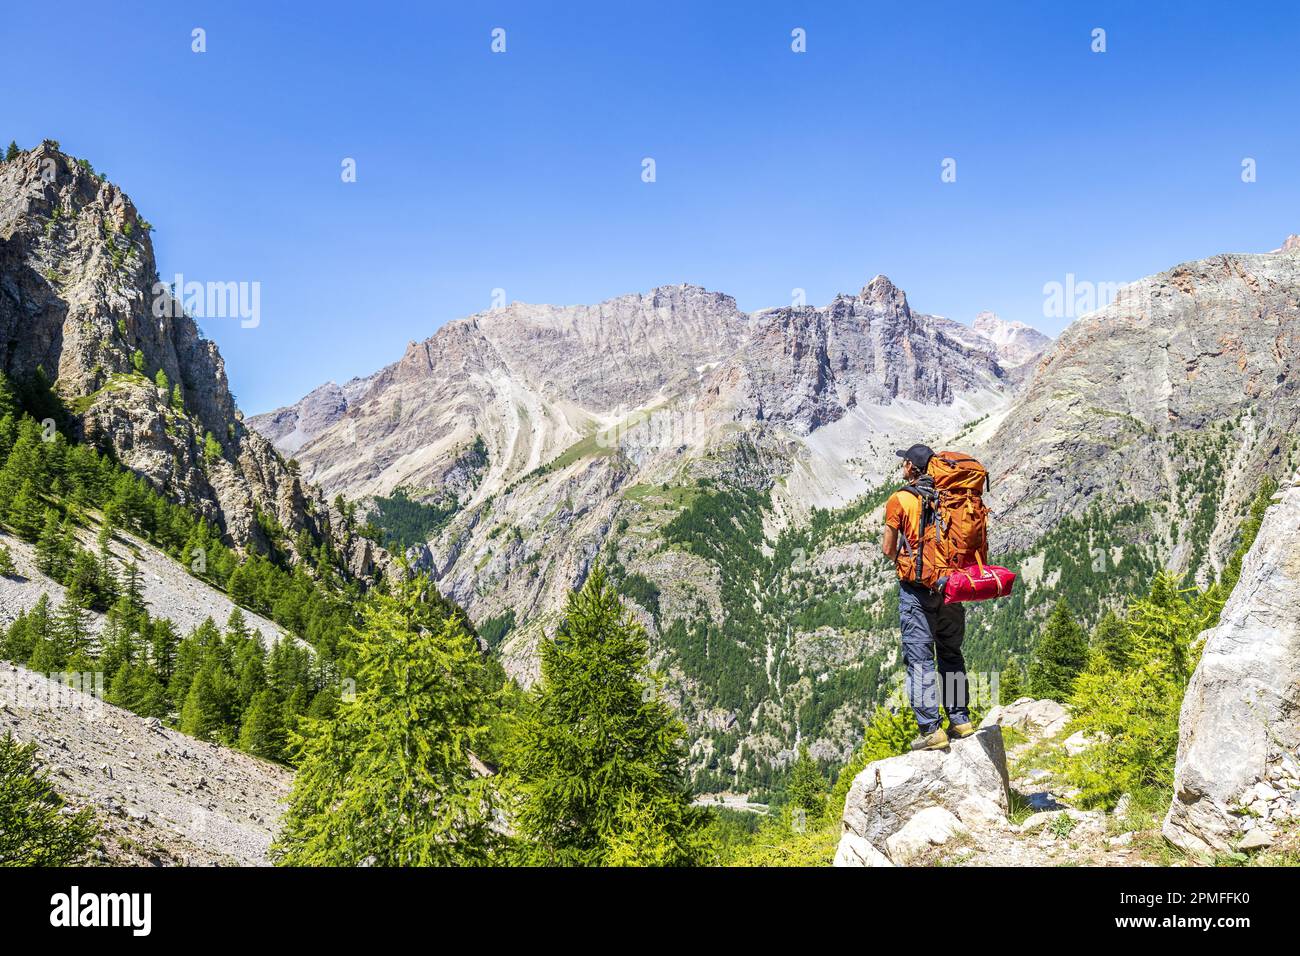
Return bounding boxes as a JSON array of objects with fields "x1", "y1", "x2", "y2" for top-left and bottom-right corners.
[{"x1": 4, "y1": 1, "x2": 1298, "y2": 413}]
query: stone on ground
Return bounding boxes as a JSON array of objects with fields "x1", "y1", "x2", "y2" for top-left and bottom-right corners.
[{"x1": 835, "y1": 726, "x2": 1011, "y2": 866}]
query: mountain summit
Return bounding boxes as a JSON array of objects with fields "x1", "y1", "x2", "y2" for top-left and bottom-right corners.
[{"x1": 0, "y1": 142, "x2": 378, "y2": 576}]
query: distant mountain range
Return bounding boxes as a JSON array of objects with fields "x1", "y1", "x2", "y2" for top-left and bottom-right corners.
[
  {"x1": 8, "y1": 140, "x2": 1297, "y2": 793},
  {"x1": 246, "y1": 235, "x2": 1300, "y2": 788}
]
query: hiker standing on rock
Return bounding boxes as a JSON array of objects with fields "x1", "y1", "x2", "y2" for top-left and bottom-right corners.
[{"x1": 882, "y1": 443, "x2": 980, "y2": 751}]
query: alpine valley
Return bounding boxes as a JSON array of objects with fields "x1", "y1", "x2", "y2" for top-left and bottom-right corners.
[
  {"x1": 250, "y1": 224, "x2": 1300, "y2": 795},
  {"x1": 4, "y1": 142, "x2": 1298, "y2": 814}
]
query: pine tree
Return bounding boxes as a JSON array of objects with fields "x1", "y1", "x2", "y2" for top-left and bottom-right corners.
[
  {"x1": 179, "y1": 661, "x2": 236, "y2": 743},
  {"x1": 787, "y1": 743, "x2": 827, "y2": 821},
  {"x1": 149, "y1": 618, "x2": 179, "y2": 684},
  {"x1": 34, "y1": 510, "x2": 72, "y2": 581},
  {"x1": 5, "y1": 595, "x2": 52, "y2": 665},
  {"x1": 1028, "y1": 599, "x2": 1088, "y2": 700},
  {"x1": 0, "y1": 543, "x2": 16, "y2": 578},
  {"x1": 52, "y1": 595, "x2": 92, "y2": 664},
  {"x1": 0, "y1": 733, "x2": 98, "y2": 865},
  {"x1": 238, "y1": 689, "x2": 286, "y2": 762},
  {"x1": 273, "y1": 574, "x2": 501, "y2": 866},
  {"x1": 154, "y1": 369, "x2": 169, "y2": 391},
  {"x1": 4, "y1": 141, "x2": 18, "y2": 162},
  {"x1": 998, "y1": 657, "x2": 1026, "y2": 703},
  {"x1": 508, "y1": 566, "x2": 712, "y2": 866},
  {"x1": 4, "y1": 481, "x2": 43, "y2": 540},
  {"x1": 1089, "y1": 611, "x2": 1129, "y2": 671}
]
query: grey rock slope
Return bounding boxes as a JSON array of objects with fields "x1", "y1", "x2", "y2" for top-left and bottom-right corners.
[
  {"x1": 275, "y1": 284, "x2": 758, "y2": 500},
  {"x1": 986, "y1": 241, "x2": 1300, "y2": 576},
  {"x1": 246, "y1": 376, "x2": 375, "y2": 455},
  {"x1": 1, "y1": 660, "x2": 290, "y2": 866},
  {"x1": 0, "y1": 143, "x2": 380, "y2": 577},
  {"x1": 0, "y1": 524, "x2": 288, "y2": 648},
  {"x1": 1163, "y1": 471, "x2": 1300, "y2": 856}
]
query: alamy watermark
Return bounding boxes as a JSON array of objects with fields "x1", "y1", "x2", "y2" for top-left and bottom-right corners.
[
  {"x1": 2, "y1": 671, "x2": 106, "y2": 718},
  {"x1": 151, "y1": 273, "x2": 260, "y2": 328}
]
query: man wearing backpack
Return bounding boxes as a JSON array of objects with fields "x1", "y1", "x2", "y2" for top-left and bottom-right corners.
[{"x1": 881, "y1": 443, "x2": 975, "y2": 751}]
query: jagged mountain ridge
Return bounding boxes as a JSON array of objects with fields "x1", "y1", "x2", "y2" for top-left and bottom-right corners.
[
  {"x1": 259, "y1": 276, "x2": 1043, "y2": 507},
  {"x1": 267, "y1": 285, "x2": 759, "y2": 502},
  {"x1": 247, "y1": 375, "x2": 376, "y2": 455},
  {"x1": 248, "y1": 272, "x2": 1040, "y2": 789},
  {"x1": 986, "y1": 241, "x2": 1300, "y2": 579},
  {"x1": 0, "y1": 143, "x2": 380, "y2": 577}
]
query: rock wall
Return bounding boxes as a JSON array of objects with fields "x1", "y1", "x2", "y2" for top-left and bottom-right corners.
[
  {"x1": 1163, "y1": 472, "x2": 1300, "y2": 856},
  {"x1": 0, "y1": 142, "x2": 381, "y2": 577}
]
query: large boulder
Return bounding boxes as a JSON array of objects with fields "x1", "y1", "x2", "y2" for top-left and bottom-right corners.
[
  {"x1": 1163, "y1": 477, "x2": 1300, "y2": 856},
  {"x1": 980, "y1": 697, "x2": 1070, "y2": 738},
  {"x1": 835, "y1": 727, "x2": 1012, "y2": 866}
]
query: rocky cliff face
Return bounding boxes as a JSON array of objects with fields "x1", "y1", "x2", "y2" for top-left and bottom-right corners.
[
  {"x1": 246, "y1": 376, "x2": 374, "y2": 455},
  {"x1": 928, "y1": 309, "x2": 1052, "y2": 371},
  {"x1": 1163, "y1": 472, "x2": 1300, "y2": 856},
  {"x1": 0, "y1": 143, "x2": 378, "y2": 577},
  {"x1": 266, "y1": 285, "x2": 757, "y2": 501},
  {"x1": 985, "y1": 242, "x2": 1300, "y2": 578},
  {"x1": 697, "y1": 276, "x2": 1008, "y2": 437}
]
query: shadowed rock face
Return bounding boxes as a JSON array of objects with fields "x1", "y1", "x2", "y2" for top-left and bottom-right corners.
[
  {"x1": 697, "y1": 276, "x2": 1009, "y2": 437},
  {"x1": 1164, "y1": 474, "x2": 1300, "y2": 856},
  {"x1": 986, "y1": 242, "x2": 1300, "y2": 566},
  {"x1": 0, "y1": 143, "x2": 379, "y2": 576}
]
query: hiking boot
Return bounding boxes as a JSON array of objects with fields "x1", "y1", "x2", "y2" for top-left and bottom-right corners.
[
  {"x1": 910, "y1": 728, "x2": 950, "y2": 751},
  {"x1": 947, "y1": 721, "x2": 975, "y2": 739}
]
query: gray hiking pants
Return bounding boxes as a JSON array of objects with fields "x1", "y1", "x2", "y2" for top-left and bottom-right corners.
[{"x1": 899, "y1": 580, "x2": 970, "y2": 735}]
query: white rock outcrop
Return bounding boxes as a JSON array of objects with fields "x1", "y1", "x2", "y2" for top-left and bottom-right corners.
[
  {"x1": 1163, "y1": 476, "x2": 1300, "y2": 856},
  {"x1": 835, "y1": 727, "x2": 1011, "y2": 866},
  {"x1": 979, "y1": 697, "x2": 1070, "y2": 738}
]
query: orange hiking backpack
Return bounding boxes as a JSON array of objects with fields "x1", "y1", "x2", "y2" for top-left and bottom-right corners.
[{"x1": 926, "y1": 451, "x2": 990, "y2": 572}]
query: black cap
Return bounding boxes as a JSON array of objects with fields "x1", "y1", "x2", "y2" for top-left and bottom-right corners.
[{"x1": 895, "y1": 443, "x2": 934, "y2": 472}]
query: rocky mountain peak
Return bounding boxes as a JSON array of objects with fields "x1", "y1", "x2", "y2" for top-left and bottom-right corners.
[
  {"x1": 859, "y1": 274, "x2": 909, "y2": 312},
  {"x1": 1273, "y1": 234, "x2": 1300, "y2": 254},
  {"x1": 0, "y1": 142, "x2": 381, "y2": 577}
]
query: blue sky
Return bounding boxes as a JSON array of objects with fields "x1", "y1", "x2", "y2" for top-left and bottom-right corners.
[{"x1": 4, "y1": 1, "x2": 1298, "y2": 413}]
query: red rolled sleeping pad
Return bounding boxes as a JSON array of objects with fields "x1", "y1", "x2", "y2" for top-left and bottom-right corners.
[{"x1": 943, "y1": 558, "x2": 1017, "y2": 605}]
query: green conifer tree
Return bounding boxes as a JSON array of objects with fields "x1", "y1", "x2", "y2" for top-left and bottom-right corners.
[
  {"x1": 1028, "y1": 600, "x2": 1089, "y2": 700},
  {"x1": 238, "y1": 689, "x2": 286, "y2": 762},
  {"x1": 508, "y1": 566, "x2": 712, "y2": 866},
  {"x1": 1089, "y1": 611, "x2": 1129, "y2": 671},
  {"x1": 273, "y1": 574, "x2": 500, "y2": 866},
  {"x1": 179, "y1": 661, "x2": 236, "y2": 743},
  {"x1": 0, "y1": 734, "x2": 98, "y2": 865},
  {"x1": 34, "y1": 509, "x2": 71, "y2": 580},
  {"x1": 998, "y1": 657, "x2": 1026, "y2": 703},
  {"x1": 787, "y1": 744, "x2": 827, "y2": 821},
  {"x1": 5, "y1": 481, "x2": 44, "y2": 540}
]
